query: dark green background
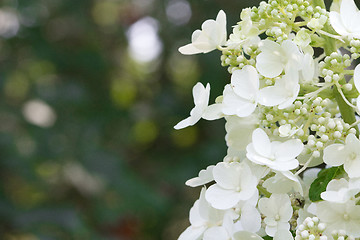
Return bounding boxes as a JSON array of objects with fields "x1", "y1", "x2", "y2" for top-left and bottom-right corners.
[{"x1": 0, "y1": 0, "x2": 286, "y2": 239}]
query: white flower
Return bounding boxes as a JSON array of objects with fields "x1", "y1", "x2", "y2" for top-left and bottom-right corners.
[
  {"x1": 320, "y1": 178, "x2": 360, "y2": 203},
  {"x1": 323, "y1": 133, "x2": 360, "y2": 178},
  {"x1": 258, "y1": 70, "x2": 300, "y2": 109},
  {"x1": 329, "y1": 0, "x2": 360, "y2": 38},
  {"x1": 205, "y1": 162, "x2": 258, "y2": 210},
  {"x1": 178, "y1": 188, "x2": 227, "y2": 240},
  {"x1": 246, "y1": 128, "x2": 304, "y2": 171},
  {"x1": 278, "y1": 124, "x2": 302, "y2": 138},
  {"x1": 174, "y1": 82, "x2": 210, "y2": 129},
  {"x1": 315, "y1": 200, "x2": 360, "y2": 237},
  {"x1": 186, "y1": 165, "x2": 214, "y2": 187},
  {"x1": 256, "y1": 40, "x2": 302, "y2": 78},
  {"x1": 179, "y1": 10, "x2": 227, "y2": 55},
  {"x1": 258, "y1": 194, "x2": 293, "y2": 237},
  {"x1": 222, "y1": 65, "x2": 259, "y2": 117}
]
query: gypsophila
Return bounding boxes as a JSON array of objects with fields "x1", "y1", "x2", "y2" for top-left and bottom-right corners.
[{"x1": 174, "y1": 0, "x2": 360, "y2": 239}]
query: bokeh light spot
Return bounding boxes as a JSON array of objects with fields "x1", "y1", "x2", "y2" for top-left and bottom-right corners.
[
  {"x1": 171, "y1": 126, "x2": 198, "y2": 148},
  {"x1": 166, "y1": 0, "x2": 192, "y2": 25},
  {"x1": 133, "y1": 120, "x2": 158, "y2": 144},
  {"x1": 127, "y1": 17, "x2": 163, "y2": 63},
  {"x1": 22, "y1": 99, "x2": 57, "y2": 128}
]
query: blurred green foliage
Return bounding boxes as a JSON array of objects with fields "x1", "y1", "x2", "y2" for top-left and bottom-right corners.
[{"x1": 0, "y1": 0, "x2": 260, "y2": 239}]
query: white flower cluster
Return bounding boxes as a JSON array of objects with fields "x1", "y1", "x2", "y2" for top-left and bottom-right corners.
[{"x1": 175, "y1": 0, "x2": 360, "y2": 239}]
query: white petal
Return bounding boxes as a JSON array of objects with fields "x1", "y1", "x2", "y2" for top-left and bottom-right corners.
[
  {"x1": 174, "y1": 116, "x2": 197, "y2": 129},
  {"x1": 222, "y1": 85, "x2": 256, "y2": 117},
  {"x1": 202, "y1": 104, "x2": 223, "y2": 120},
  {"x1": 186, "y1": 166, "x2": 215, "y2": 187},
  {"x1": 252, "y1": 128, "x2": 272, "y2": 157},
  {"x1": 323, "y1": 143, "x2": 346, "y2": 166},
  {"x1": 258, "y1": 85, "x2": 288, "y2": 107},
  {"x1": 178, "y1": 225, "x2": 206, "y2": 240},
  {"x1": 256, "y1": 52, "x2": 283, "y2": 78},
  {"x1": 274, "y1": 139, "x2": 303, "y2": 161},
  {"x1": 340, "y1": 0, "x2": 360, "y2": 33},
  {"x1": 212, "y1": 162, "x2": 240, "y2": 190},
  {"x1": 240, "y1": 206, "x2": 261, "y2": 233},
  {"x1": 329, "y1": 11, "x2": 350, "y2": 36},
  {"x1": 355, "y1": 64, "x2": 360, "y2": 92},
  {"x1": 231, "y1": 66, "x2": 259, "y2": 100},
  {"x1": 344, "y1": 156, "x2": 360, "y2": 178},
  {"x1": 273, "y1": 230, "x2": 294, "y2": 240},
  {"x1": 193, "y1": 82, "x2": 209, "y2": 107},
  {"x1": 205, "y1": 184, "x2": 241, "y2": 209},
  {"x1": 179, "y1": 43, "x2": 203, "y2": 55},
  {"x1": 203, "y1": 227, "x2": 229, "y2": 240},
  {"x1": 233, "y1": 231, "x2": 263, "y2": 240}
]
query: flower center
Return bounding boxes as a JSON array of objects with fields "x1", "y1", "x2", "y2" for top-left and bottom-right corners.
[{"x1": 275, "y1": 214, "x2": 280, "y2": 221}]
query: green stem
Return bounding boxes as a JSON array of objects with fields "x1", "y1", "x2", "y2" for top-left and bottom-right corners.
[{"x1": 257, "y1": 185, "x2": 271, "y2": 198}]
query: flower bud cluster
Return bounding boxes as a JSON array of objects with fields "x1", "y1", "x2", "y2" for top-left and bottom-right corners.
[
  {"x1": 349, "y1": 39, "x2": 360, "y2": 59},
  {"x1": 318, "y1": 52, "x2": 351, "y2": 84},
  {"x1": 221, "y1": 47, "x2": 258, "y2": 74},
  {"x1": 295, "y1": 217, "x2": 327, "y2": 240},
  {"x1": 306, "y1": 6, "x2": 328, "y2": 30}
]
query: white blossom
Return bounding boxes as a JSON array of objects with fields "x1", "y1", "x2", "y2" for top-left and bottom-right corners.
[
  {"x1": 320, "y1": 178, "x2": 360, "y2": 203},
  {"x1": 323, "y1": 133, "x2": 360, "y2": 178},
  {"x1": 178, "y1": 188, "x2": 227, "y2": 240},
  {"x1": 256, "y1": 40, "x2": 302, "y2": 78},
  {"x1": 329, "y1": 0, "x2": 360, "y2": 38},
  {"x1": 246, "y1": 128, "x2": 304, "y2": 171},
  {"x1": 205, "y1": 162, "x2": 258, "y2": 210},
  {"x1": 179, "y1": 10, "x2": 227, "y2": 55},
  {"x1": 258, "y1": 70, "x2": 300, "y2": 109},
  {"x1": 315, "y1": 200, "x2": 360, "y2": 237},
  {"x1": 174, "y1": 82, "x2": 210, "y2": 129},
  {"x1": 258, "y1": 194, "x2": 293, "y2": 237}
]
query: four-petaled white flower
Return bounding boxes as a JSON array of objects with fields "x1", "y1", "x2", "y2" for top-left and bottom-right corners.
[
  {"x1": 179, "y1": 10, "x2": 227, "y2": 55},
  {"x1": 222, "y1": 65, "x2": 259, "y2": 117},
  {"x1": 329, "y1": 0, "x2": 360, "y2": 38},
  {"x1": 320, "y1": 178, "x2": 360, "y2": 203},
  {"x1": 178, "y1": 188, "x2": 227, "y2": 240},
  {"x1": 256, "y1": 40, "x2": 302, "y2": 78},
  {"x1": 315, "y1": 200, "x2": 360, "y2": 237},
  {"x1": 258, "y1": 193, "x2": 293, "y2": 237},
  {"x1": 174, "y1": 82, "x2": 210, "y2": 129},
  {"x1": 323, "y1": 133, "x2": 360, "y2": 178},
  {"x1": 258, "y1": 70, "x2": 300, "y2": 109},
  {"x1": 205, "y1": 162, "x2": 258, "y2": 210},
  {"x1": 246, "y1": 128, "x2": 304, "y2": 171}
]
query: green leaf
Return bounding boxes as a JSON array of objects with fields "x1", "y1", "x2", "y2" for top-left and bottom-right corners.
[{"x1": 309, "y1": 166, "x2": 344, "y2": 202}]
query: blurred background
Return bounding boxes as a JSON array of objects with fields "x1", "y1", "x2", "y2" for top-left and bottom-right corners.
[{"x1": 0, "y1": 0, "x2": 260, "y2": 239}]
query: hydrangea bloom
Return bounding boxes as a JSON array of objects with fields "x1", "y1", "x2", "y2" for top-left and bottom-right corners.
[{"x1": 175, "y1": 0, "x2": 360, "y2": 239}]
